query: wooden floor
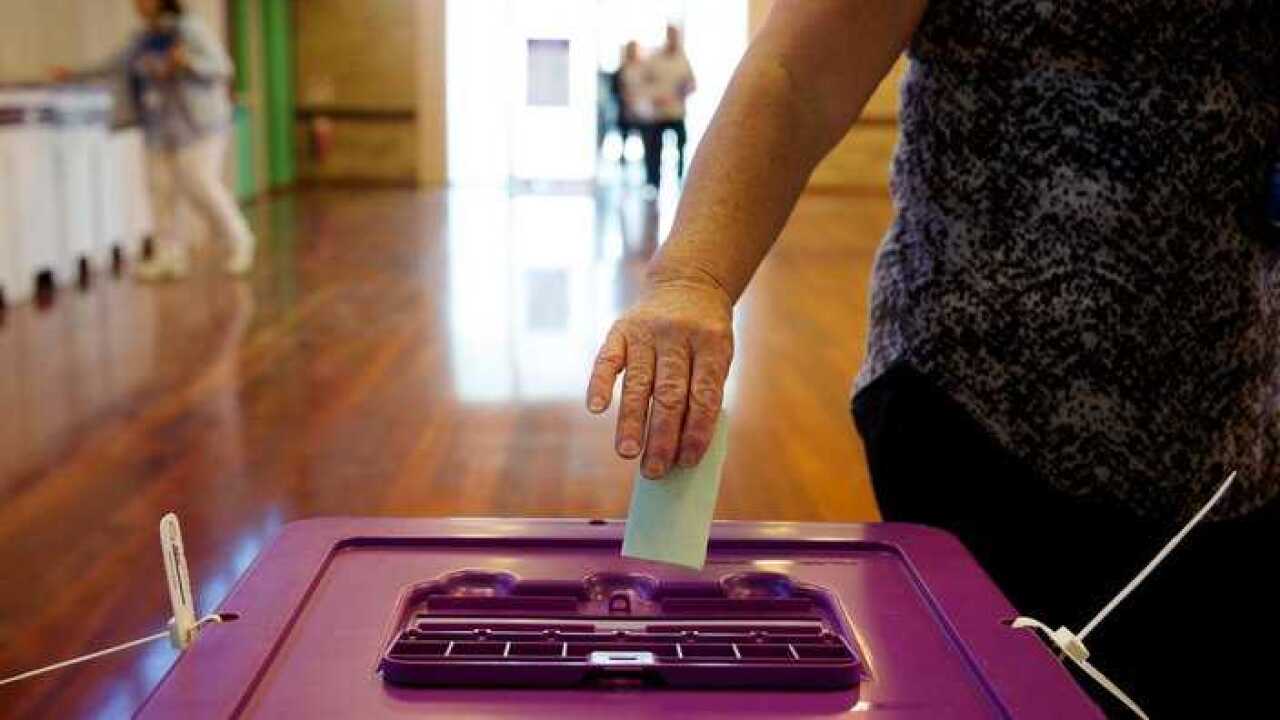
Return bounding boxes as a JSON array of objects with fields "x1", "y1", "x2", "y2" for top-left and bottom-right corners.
[{"x1": 0, "y1": 185, "x2": 893, "y2": 718}]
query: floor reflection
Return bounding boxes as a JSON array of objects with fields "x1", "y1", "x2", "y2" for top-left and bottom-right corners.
[{"x1": 446, "y1": 184, "x2": 673, "y2": 404}]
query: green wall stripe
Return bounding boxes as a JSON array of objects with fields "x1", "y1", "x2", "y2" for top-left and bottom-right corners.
[{"x1": 261, "y1": 0, "x2": 296, "y2": 187}]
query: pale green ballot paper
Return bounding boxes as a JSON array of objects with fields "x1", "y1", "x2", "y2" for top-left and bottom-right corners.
[{"x1": 622, "y1": 412, "x2": 729, "y2": 570}]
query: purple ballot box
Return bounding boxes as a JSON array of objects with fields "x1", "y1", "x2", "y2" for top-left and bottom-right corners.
[{"x1": 137, "y1": 519, "x2": 1102, "y2": 719}]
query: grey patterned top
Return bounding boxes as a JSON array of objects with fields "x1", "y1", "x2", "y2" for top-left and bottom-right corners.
[{"x1": 857, "y1": 0, "x2": 1280, "y2": 522}]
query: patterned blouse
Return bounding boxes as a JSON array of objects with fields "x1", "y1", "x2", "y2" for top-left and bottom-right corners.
[{"x1": 857, "y1": 0, "x2": 1280, "y2": 522}]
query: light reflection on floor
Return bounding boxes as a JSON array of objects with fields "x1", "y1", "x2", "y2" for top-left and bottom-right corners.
[{"x1": 446, "y1": 181, "x2": 680, "y2": 405}]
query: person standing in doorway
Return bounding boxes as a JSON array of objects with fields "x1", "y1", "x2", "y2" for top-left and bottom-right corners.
[
  {"x1": 611, "y1": 41, "x2": 645, "y2": 156},
  {"x1": 59, "y1": 0, "x2": 256, "y2": 281},
  {"x1": 638, "y1": 25, "x2": 696, "y2": 192}
]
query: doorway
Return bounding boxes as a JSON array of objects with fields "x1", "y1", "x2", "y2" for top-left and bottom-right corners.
[{"x1": 446, "y1": 0, "x2": 748, "y2": 186}]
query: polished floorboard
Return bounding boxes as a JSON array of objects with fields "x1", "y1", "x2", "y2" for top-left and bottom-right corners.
[{"x1": 0, "y1": 185, "x2": 893, "y2": 718}]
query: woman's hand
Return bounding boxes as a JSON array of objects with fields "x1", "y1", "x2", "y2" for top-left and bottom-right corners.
[{"x1": 587, "y1": 277, "x2": 734, "y2": 478}]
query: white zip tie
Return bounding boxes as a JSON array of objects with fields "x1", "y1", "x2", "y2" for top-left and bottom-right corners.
[
  {"x1": 1012, "y1": 616, "x2": 1150, "y2": 720},
  {"x1": 1, "y1": 513, "x2": 225, "y2": 688},
  {"x1": 0, "y1": 613, "x2": 223, "y2": 688},
  {"x1": 1013, "y1": 470, "x2": 1238, "y2": 720},
  {"x1": 161, "y1": 513, "x2": 199, "y2": 649},
  {"x1": 1079, "y1": 470, "x2": 1237, "y2": 641}
]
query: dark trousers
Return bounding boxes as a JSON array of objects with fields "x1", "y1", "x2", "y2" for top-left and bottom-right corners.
[
  {"x1": 615, "y1": 120, "x2": 635, "y2": 159},
  {"x1": 640, "y1": 119, "x2": 687, "y2": 189},
  {"x1": 853, "y1": 362, "x2": 1279, "y2": 718}
]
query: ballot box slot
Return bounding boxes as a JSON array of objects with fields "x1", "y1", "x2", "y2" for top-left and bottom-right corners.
[
  {"x1": 379, "y1": 572, "x2": 862, "y2": 689},
  {"x1": 389, "y1": 635, "x2": 847, "y2": 663}
]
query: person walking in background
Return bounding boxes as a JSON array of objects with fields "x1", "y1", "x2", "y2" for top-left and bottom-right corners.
[
  {"x1": 611, "y1": 41, "x2": 644, "y2": 156},
  {"x1": 637, "y1": 25, "x2": 695, "y2": 192},
  {"x1": 58, "y1": 0, "x2": 255, "y2": 281}
]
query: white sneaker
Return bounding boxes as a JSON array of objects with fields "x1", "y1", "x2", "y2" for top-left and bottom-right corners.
[
  {"x1": 225, "y1": 243, "x2": 254, "y2": 277},
  {"x1": 134, "y1": 249, "x2": 189, "y2": 283}
]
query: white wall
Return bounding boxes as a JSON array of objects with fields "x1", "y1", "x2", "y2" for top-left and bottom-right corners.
[
  {"x1": 444, "y1": 0, "x2": 511, "y2": 185},
  {"x1": 446, "y1": 0, "x2": 600, "y2": 184}
]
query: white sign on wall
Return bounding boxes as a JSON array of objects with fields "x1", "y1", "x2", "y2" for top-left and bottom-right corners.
[{"x1": 526, "y1": 38, "x2": 571, "y2": 107}]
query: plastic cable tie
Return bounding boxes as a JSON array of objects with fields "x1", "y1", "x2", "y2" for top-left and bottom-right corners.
[{"x1": 1009, "y1": 470, "x2": 1238, "y2": 720}]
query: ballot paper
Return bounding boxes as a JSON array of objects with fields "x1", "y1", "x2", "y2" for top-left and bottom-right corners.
[{"x1": 622, "y1": 412, "x2": 729, "y2": 570}]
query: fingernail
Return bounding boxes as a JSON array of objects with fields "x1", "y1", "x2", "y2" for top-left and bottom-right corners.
[
  {"x1": 644, "y1": 460, "x2": 666, "y2": 477},
  {"x1": 677, "y1": 451, "x2": 697, "y2": 468},
  {"x1": 588, "y1": 397, "x2": 605, "y2": 412},
  {"x1": 619, "y1": 440, "x2": 640, "y2": 457}
]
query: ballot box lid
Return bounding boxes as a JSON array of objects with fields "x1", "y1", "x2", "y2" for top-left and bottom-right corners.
[{"x1": 137, "y1": 519, "x2": 1102, "y2": 719}]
